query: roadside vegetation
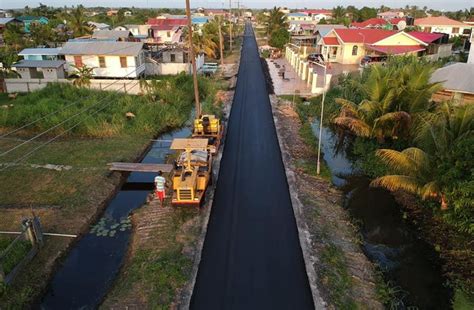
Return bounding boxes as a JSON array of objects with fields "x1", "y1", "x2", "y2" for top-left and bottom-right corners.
[
  {"x1": 263, "y1": 7, "x2": 290, "y2": 49},
  {"x1": 0, "y1": 73, "x2": 222, "y2": 307},
  {"x1": 302, "y1": 56, "x2": 473, "y2": 306}
]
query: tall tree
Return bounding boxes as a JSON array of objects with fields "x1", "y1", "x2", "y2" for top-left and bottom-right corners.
[{"x1": 67, "y1": 6, "x2": 91, "y2": 37}]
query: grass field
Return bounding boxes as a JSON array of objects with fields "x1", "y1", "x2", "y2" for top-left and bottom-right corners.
[{"x1": 0, "y1": 73, "x2": 225, "y2": 307}]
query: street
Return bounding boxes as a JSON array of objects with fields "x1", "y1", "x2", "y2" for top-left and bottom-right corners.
[{"x1": 190, "y1": 22, "x2": 314, "y2": 309}]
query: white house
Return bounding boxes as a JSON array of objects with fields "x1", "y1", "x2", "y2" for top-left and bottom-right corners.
[
  {"x1": 87, "y1": 21, "x2": 110, "y2": 31},
  {"x1": 13, "y1": 60, "x2": 66, "y2": 79},
  {"x1": 60, "y1": 41, "x2": 145, "y2": 78},
  {"x1": 468, "y1": 32, "x2": 474, "y2": 64},
  {"x1": 18, "y1": 48, "x2": 63, "y2": 61},
  {"x1": 414, "y1": 16, "x2": 469, "y2": 37},
  {"x1": 377, "y1": 11, "x2": 404, "y2": 20},
  {"x1": 287, "y1": 12, "x2": 312, "y2": 22},
  {"x1": 146, "y1": 47, "x2": 204, "y2": 75}
]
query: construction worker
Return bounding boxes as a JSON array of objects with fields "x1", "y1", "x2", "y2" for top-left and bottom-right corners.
[{"x1": 154, "y1": 171, "x2": 166, "y2": 207}]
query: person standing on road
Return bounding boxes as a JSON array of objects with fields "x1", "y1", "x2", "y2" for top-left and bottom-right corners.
[{"x1": 154, "y1": 171, "x2": 166, "y2": 207}]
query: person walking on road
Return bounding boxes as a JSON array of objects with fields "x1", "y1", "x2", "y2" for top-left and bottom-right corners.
[{"x1": 154, "y1": 171, "x2": 166, "y2": 207}]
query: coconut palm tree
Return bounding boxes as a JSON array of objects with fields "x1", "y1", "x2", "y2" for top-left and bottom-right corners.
[
  {"x1": 183, "y1": 26, "x2": 218, "y2": 59},
  {"x1": 265, "y1": 7, "x2": 288, "y2": 35},
  {"x1": 370, "y1": 147, "x2": 447, "y2": 208},
  {"x1": 67, "y1": 6, "x2": 91, "y2": 37}
]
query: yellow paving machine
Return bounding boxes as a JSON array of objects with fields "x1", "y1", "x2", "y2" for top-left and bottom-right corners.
[
  {"x1": 192, "y1": 115, "x2": 224, "y2": 154},
  {"x1": 170, "y1": 138, "x2": 212, "y2": 205}
]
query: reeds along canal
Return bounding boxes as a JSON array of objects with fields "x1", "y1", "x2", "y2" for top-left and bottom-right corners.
[
  {"x1": 39, "y1": 127, "x2": 191, "y2": 309},
  {"x1": 311, "y1": 120, "x2": 453, "y2": 309}
]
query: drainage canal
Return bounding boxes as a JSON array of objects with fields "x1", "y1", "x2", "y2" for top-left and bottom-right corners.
[
  {"x1": 40, "y1": 127, "x2": 191, "y2": 309},
  {"x1": 311, "y1": 120, "x2": 452, "y2": 309}
]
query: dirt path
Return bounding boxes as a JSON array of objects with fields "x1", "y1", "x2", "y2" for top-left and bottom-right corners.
[{"x1": 271, "y1": 98, "x2": 384, "y2": 309}]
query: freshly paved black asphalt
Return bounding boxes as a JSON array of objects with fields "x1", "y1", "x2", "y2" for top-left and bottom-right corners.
[{"x1": 190, "y1": 23, "x2": 314, "y2": 310}]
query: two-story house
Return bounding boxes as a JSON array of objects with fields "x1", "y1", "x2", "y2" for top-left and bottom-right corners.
[
  {"x1": 60, "y1": 41, "x2": 145, "y2": 78},
  {"x1": 414, "y1": 16, "x2": 469, "y2": 37}
]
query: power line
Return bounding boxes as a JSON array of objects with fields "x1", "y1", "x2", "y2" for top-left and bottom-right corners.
[
  {"x1": 1, "y1": 43, "x2": 146, "y2": 140},
  {"x1": 0, "y1": 84, "x2": 128, "y2": 172},
  {"x1": 0, "y1": 67, "x2": 139, "y2": 157}
]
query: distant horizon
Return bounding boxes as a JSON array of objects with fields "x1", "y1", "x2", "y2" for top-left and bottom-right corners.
[{"x1": 1, "y1": 1, "x2": 471, "y2": 12}]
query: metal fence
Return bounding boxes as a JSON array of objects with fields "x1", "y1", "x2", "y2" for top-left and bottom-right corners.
[{"x1": 0, "y1": 217, "x2": 43, "y2": 285}]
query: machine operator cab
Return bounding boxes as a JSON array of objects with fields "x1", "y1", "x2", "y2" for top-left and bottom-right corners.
[{"x1": 193, "y1": 115, "x2": 224, "y2": 154}]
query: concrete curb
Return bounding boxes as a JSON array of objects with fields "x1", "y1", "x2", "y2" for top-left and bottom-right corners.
[{"x1": 269, "y1": 95, "x2": 327, "y2": 310}]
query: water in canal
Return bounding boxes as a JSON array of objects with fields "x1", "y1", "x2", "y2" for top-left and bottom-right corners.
[
  {"x1": 311, "y1": 120, "x2": 452, "y2": 309},
  {"x1": 40, "y1": 127, "x2": 191, "y2": 309}
]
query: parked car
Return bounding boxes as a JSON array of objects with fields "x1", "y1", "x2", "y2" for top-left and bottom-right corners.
[
  {"x1": 307, "y1": 53, "x2": 325, "y2": 64},
  {"x1": 200, "y1": 63, "x2": 218, "y2": 76},
  {"x1": 360, "y1": 55, "x2": 388, "y2": 67}
]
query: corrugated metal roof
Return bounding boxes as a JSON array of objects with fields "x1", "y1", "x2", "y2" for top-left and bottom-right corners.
[
  {"x1": 13, "y1": 60, "x2": 66, "y2": 68},
  {"x1": 19, "y1": 47, "x2": 61, "y2": 56},
  {"x1": 0, "y1": 18, "x2": 16, "y2": 25},
  {"x1": 60, "y1": 41, "x2": 144, "y2": 56},
  {"x1": 91, "y1": 30, "x2": 131, "y2": 40},
  {"x1": 430, "y1": 63, "x2": 474, "y2": 94}
]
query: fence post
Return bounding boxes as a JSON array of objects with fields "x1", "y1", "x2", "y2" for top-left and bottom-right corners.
[
  {"x1": 0, "y1": 262, "x2": 5, "y2": 283},
  {"x1": 32, "y1": 216, "x2": 44, "y2": 247}
]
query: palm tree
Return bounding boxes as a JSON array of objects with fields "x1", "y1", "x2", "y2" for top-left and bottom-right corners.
[
  {"x1": 183, "y1": 26, "x2": 218, "y2": 59},
  {"x1": 67, "y1": 6, "x2": 91, "y2": 37},
  {"x1": 72, "y1": 65, "x2": 94, "y2": 88},
  {"x1": 370, "y1": 147, "x2": 447, "y2": 209},
  {"x1": 333, "y1": 6, "x2": 346, "y2": 22},
  {"x1": 333, "y1": 60, "x2": 440, "y2": 142},
  {"x1": 266, "y1": 7, "x2": 288, "y2": 35}
]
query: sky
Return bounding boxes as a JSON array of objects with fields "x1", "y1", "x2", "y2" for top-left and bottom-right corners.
[{"x1": 0, "y1": 0, "x2": 471, "y2": 11}]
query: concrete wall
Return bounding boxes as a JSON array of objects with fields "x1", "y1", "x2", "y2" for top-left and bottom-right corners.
[
  {"x1": 5, "y1": 78, "x2": 143, "y2": 94},
  {"x1": 145, "y1": 54, "x2": 204, "y2": 76}
]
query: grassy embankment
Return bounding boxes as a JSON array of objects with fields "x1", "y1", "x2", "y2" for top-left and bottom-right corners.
[{"x1": 0, "y1": 73, "x2": 223, "y2": 307}]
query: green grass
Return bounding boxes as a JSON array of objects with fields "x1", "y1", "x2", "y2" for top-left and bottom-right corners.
[
  {"x1": 298, "y1": 122, "x2": 332, "y2": 180},
  {"x1": 0, "y1": 236, "x2": 32, "y2": 276},
  {"x1": 320, "y1": 243, "x2": 357, "y2": 309}
]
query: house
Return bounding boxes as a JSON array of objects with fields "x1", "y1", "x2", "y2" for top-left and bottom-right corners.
[
  {"x1": 13, "y1": 60, "x2": 66, "y2": 80},
  {"x1": 147, "y1": 25, "x2": 184, "y2": 45},
  {"x1": 107, "y1": 10, "x2": 119, "y2": 17},
  {"x1": 409, "y1": 32, "x2": 452, "y2": 61},
  {"x1": 147, "y1": 18, "x2": 187, "y2": 27},
  {"x1": 124, "y1": 11, "x2": 133, "y2": 17},
  {"x1": 0, "y1": 17, "x2": 22, "y2": 32},
  {"x1": 313, "y1": 25, "x2": 346, "y2": 52},
  {"x1": 287, "y1": 12, "x2": 312, "y2": 22},
  {"x1": 414, "y1": 16, "x2": 469, "y2": 37},
  {"x1": 0, "y1": 10, "x2": 13, "y2": 18},
  {"x1": 377, "y1": 11, "x2": 404, "y2": 20},
  {"x1": 146, "y1": 47, "x2": 204, "y2": 75},
  {"x1": 18, "y1": 48, "x2": 63, "y2": 61},
  {"x1": 430, "y1": 63, "x2": 474, "y2": 104},
  {"x1": 17, "y1": 16, "x2": 48, "y2": 33},
  {"x1": 205, "y1": 9, "x2": 228, "y2": 19},
  {"x1": 88, "y1": 22, "x2": 110, "y2": 31},
  {"x1": 60, "y1": 41, "x2": 145, "y2": 78},
  {"x1": 91, "y1": 30, "x2": 132, "y2": 41},
  {"x1": 123, "y1": 24, "x2": 150, "y2": 40},
  {"x1": 299, "y1": 9, "x2": 333, "y2": 23},
  {"x1": 192, "y1": 16, "x2": 210, "y2": 27},
  {"x1": 318, "y1": 28, "x2": 429, "y2": 64},
  {"x1": 351, "y1": 18, "x2": 406, "y2": 30}
]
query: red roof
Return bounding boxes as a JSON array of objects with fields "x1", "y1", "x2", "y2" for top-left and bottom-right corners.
[
  {"x1": 414, "y1": 16, "x2": 465, "y2": 26},
  {"x1": 323, "y1": 37, "x2": 339, "y2": 45},
  {"x1": 408, "y1": 31, "x2": 444, "y2": 43},
  {"x1": 147, "y1": 18, "x2": 187, "y2": 26},
  {"x1": 334, "y1": 28, "x2": 396, "y2": 44},
  {"x1": 150, "y1": 25, "x2": 176, "y2": 31},
  {"x1": 351, "y1": 18, "x2": 389, "y2": 28},
  {"x1": 366, "y1": 45, "x2": 426, "y2": 55}
]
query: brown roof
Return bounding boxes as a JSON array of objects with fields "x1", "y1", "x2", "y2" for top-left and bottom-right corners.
[{"x1": 414, "y1": 16, "x2": 465, "y2": 26}]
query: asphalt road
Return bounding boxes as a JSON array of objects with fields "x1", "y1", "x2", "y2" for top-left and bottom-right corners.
[{"x1": 190, "y1": 23, "x2": 314, "y2": 310}]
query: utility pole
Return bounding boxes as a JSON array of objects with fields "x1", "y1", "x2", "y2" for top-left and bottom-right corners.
[
  {"x1": 229, "y1": 0, "x2": 233, "y2": 51},
  {"x1": 218, "y1": 16, "x2": 224, "y2": 65},
  {"x1": 185, "y1": 0, "x2": 201, "y2": 117}
]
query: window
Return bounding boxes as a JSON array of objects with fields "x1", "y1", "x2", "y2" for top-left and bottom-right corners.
[
  {"x1": 452, "y1": 27, "x2": 459, "y2": 34},
  {"x1": 98, "y1": 56, "x2": 106, "y2": 68},
  {"x1": 170, "y1": 54, "x2": 176, "y2": 63},
  {"x1": 74, "y1": 56, "x2": 83, "y2": 68},
  {"x1": 352, "y1": 45, "x2": 358, "y2": 56},
  {"x1": 120, "y1": 57, "x2": 127, "y2": 68}
]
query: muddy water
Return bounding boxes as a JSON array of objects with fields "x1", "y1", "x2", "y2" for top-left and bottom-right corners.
[
  {"x1": 311, "y1": 120, "x2": 452, "y2": 309},
  {"x1": 39, "y1": 127, "x2": 191, "y2": 309}
]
